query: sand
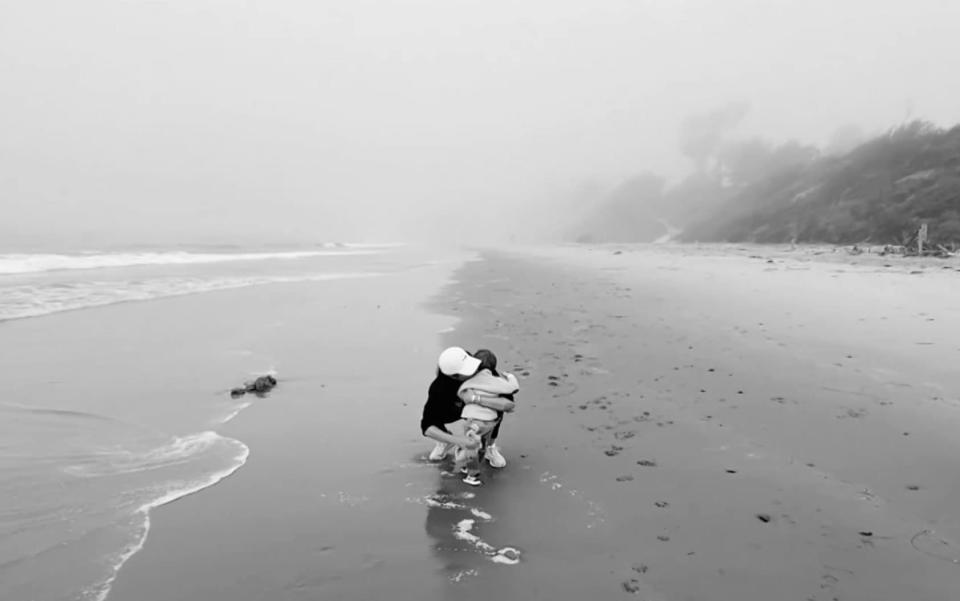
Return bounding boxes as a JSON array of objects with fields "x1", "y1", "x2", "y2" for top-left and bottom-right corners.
[{"x1": 109, "y1": 244, "x2": 960, "y2": 600}]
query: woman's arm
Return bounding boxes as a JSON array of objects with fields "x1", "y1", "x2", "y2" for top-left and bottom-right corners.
[{"x1": 461, "y1": 389, "x2": 515, "y2": 412}]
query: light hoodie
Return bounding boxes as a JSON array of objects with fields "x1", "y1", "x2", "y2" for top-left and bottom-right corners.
[{"x1": 458, "y1": 369, "x2": 519, "y2": 421}]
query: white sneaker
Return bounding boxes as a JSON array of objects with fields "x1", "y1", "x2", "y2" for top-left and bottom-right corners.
[
  {"x1": 484, "y1": 444, "x2": 506, "y2": 468},
  {"x1": 463, "y1": 474, "x2": 482, "y2": 486},
  {"x1": 428, "y1": 441, "x2": 452, "y2": 461}
]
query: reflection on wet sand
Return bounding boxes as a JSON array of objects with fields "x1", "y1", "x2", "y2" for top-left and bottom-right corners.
[{"x1": 422, "y1": 461, "x2": 522, "y2": 586}]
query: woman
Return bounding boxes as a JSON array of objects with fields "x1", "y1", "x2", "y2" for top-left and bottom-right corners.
[{"x1": 420, "y1": 347, "x2": 483, "y2": 456}]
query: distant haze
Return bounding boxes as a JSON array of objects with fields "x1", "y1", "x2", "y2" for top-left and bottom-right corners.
[{"x1": 2, "y1": 0, "x2": 959, "y2": 248}]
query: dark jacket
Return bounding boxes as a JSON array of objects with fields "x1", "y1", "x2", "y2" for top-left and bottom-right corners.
[{"x1": 420, "y1": 373, "x2": 464, "y2": 435}]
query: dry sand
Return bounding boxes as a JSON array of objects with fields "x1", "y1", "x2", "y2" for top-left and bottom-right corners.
[
  {"x1": 110, "y1": 243, "x2": 960, "y2": 600},
  {"x1": 447, "y1": 243, "x2": 960, "y2": 600}
]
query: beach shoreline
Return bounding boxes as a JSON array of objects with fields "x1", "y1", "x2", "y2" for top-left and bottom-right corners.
[
  {"x1": 0, "y1": 246, "x2": 466, "y2": 601},
  {"x1": 102, "y1": 242, "x2": 960, "y2": 600},
  {"x1": 104, "y1": 253, "x2": 467, "y2": 601}
]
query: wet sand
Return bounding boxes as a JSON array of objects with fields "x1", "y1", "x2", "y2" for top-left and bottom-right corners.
[{"x1": 111, "y1": 244, "x2": 960, "y2": 600}]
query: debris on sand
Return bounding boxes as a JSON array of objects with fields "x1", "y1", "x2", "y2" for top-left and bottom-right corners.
[{"x1": 230, "y1": 374, "x2": 278, "y2": 398}]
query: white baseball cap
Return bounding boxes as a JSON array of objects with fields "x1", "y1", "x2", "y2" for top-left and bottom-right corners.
[{"x1": 437, "y1": 346, "x2": 481, "y2": 377}]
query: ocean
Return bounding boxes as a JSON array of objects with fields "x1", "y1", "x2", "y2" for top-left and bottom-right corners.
[{"x1": 0, "y1": 243, "x2": 406, "y2": 601}]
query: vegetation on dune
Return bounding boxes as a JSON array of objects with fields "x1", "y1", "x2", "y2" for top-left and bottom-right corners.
[{"x1": 570, "y1": 117, "x2": 960, "y2": 249}]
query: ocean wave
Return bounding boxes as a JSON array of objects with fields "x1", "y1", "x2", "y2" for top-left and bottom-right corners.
[
  {"x1": 64, "y1": 431, "x2": 229, "y2": 478},
  {"x1": 82, "y1": 435, "x2": 250, "y2": 601},
  {"x1": 0, "y1": 428, "x2": 250, "y2": 601},
  {"x1": 0, "y1": 271, "x2": 381, "y2": 321},
  {"x1": 0, "y1": 248, "x2": 384, "y2": 275}
]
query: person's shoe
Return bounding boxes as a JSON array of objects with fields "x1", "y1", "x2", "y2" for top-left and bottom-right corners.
[
  {"x1": 428, "y1": 441, "x2": 452, "y2": 461},
  {"x1": 484, "y1": 444, "x2": 506, "y2": 468},
  {"x1": 462, "y1": 474, "x2": 482, "y2": 486}
]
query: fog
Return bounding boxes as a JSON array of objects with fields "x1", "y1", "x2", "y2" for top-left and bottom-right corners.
[{"x1": 2, "y1": 0, "x2": 959, "y2": 248}]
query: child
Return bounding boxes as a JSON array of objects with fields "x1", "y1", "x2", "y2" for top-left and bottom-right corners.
[{"x1": 454, "y1": 349, "x2": 518, "y2": 485}]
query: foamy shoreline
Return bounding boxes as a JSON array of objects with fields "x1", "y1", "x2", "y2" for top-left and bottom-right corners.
[
  {"x1": 0, "y1": 246, "x2": 398, "y2": 275},
  {"x1": 0, "y1": 271, "x2": 383, "y2": 322},
  {"x1": 104, "y1": 250, "x2": 467, "y2": 601},
  {"x1": 86, "y1": 436, "x2": 251, "y2": 601},
  {"x1": 0, "y1": 246, "x2": 441, "y2": 601}
]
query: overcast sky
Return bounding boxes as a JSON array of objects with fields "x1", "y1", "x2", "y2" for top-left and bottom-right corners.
[{"x1": 2, "y1": 0, "x2": 959, "y2": 247}]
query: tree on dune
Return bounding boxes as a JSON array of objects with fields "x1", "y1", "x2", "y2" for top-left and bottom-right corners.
[
  {"x1": 568, "y1": 117, "x2": 960, "y2": 248},
  {"x1": 679, "y1": 102, "x2": 750, "y2": 179}
]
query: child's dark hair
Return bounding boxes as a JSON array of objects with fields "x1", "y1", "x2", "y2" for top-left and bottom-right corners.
[{"x1": 473, "y1": 349, "x2": 499, "y2": 376}]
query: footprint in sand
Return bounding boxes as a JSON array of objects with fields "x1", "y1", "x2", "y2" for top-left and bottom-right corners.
[
  {"x1": 621, "y1": 567, "x2": 664, "y2": 597},
  {"x1": 838, "y1": 408, "x2": 868, "y2": 419},
  {"x1": 539, "y1": 471, "x2": 606, "y2": 527},
  {"x1": 911, "y1": 529, "x2": 960, "y2": 564},
  {"x1": 604, "y1": 445, "x2": 624, "y2": 457}
]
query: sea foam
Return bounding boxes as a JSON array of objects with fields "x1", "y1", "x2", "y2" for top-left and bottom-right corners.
[
  {"x1": 0, "y1": 248, "x2": 383, "y2": 275},
  {"x1": 64, "y1": 431, "x2": 229, "y2": 478},
  {"x1": 452, "y1": 520, "x2": 521, "y2": 565},
  {"x1": 0, "y1": 272, "x2": 382, "y2": 321},
  {"x1": 80, "y1": 435, "x2": 250, "y2": 601}
]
